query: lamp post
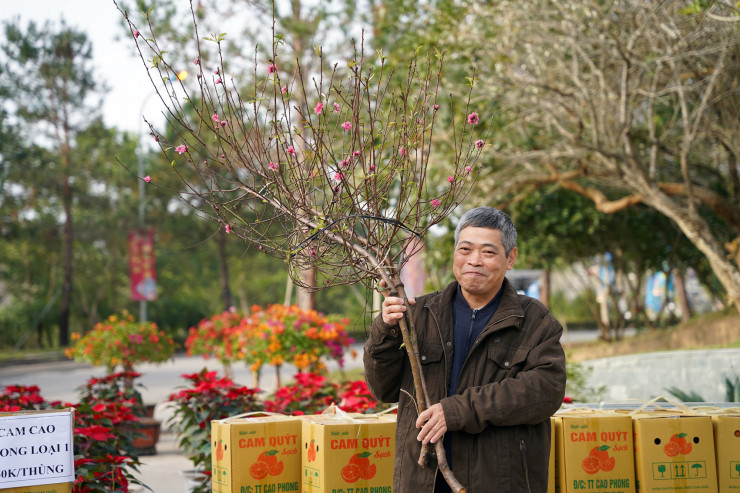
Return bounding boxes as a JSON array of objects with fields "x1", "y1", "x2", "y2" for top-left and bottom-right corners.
[
  {"x1": 134, "y1": 71, "x2": 188, "y2": 323},
  {"x1": 136, "y1": 91, "x2": 155, "y2": 323}
]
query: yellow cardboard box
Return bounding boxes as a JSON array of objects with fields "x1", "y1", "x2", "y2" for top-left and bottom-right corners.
[
  {"x1": 552, "y1": 413, "x2": 635, "y2": 493},
  {"x1": 632, "y1": 413, "x2": 718, "y2": 493},
  {"x1": 712, "y1": 413, "x2": 740, "y2": 492},
  {"x1": 549, "y1": 417, "x2": 557, "y2": 493},
  {"x1": 211, "y1": 414, "x2": 303, "y2": 493},
  {"x1": 301, "y1": 413, "x2": 395, "y2": 493},
  {"x1": 1, "y1": 484, "x2": 72, "y2": 493}
]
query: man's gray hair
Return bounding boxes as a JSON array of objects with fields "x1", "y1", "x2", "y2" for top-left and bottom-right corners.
[{"x1": 454, "y1": 207, "x2": 517, "y2": 256}]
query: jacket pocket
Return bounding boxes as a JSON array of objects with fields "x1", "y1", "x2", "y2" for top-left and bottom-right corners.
[
  {"x1": 418, "y1": 342, "x2": 444, "y2": 401},
  {"x1": 419, "y1": 341, "x2": 443, "y2": 365},
  {"x1": 486, "y1": 345, "x2": 529, "y2": 371}
]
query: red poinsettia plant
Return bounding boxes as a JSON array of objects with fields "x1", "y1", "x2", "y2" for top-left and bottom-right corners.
[
  {"x1": 167, "y1": 369, "x2": 262, "y2": 493},
  {"x1": 263, "y1": 372, "x2": 392, "y2": 415}
]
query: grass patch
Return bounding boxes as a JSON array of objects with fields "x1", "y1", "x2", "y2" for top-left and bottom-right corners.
[{"x1": 330, "y1": 366, "x2": 365, "y2": 383}]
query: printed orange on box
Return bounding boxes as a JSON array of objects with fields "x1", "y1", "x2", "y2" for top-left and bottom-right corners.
[
  {"x1": 632, "y1": 413, "x2": 718, "y2": 493},
  {"x1": 552, "y1": 413, "x2": 636, "y2": 493},
  {"x1": 211, "y1": 414, "x2": 302, "y2": 493},
  {"x1": 300, "y1": 413, "x2": 395, "y2": 493},
  {"x1": 712, "y1": 413, "x2": 740, "y2": 492}
]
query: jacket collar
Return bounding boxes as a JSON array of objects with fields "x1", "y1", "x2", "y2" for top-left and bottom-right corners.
[{"x1": 425, "y1": 278, "x2": 525, "y2": 332}]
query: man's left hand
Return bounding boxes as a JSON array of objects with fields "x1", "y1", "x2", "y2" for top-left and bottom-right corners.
[{"x1": 416, "y1": 403, "x2": 447, "y2": 444}]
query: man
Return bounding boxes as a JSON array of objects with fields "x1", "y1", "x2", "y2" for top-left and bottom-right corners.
[{"x1": 364, "y1": 207, "x2": 566, "y2": 492}]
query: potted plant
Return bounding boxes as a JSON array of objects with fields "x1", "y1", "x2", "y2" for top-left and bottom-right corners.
[
  {"x1": 167, "y1": 369, "x2": 262, "y2": 493},
  {"x1": 184, "y1": 309, "x2": 244, "y2": 378},
  {"x1": 240, "y1": 304, "x2": 355, "y2": 387},
  {"x1": 66, "y1": 311, "x2": 176, "y2": 454},
  {"x1": 66, "y1": 310, "x2": 176, "y2": 374}
]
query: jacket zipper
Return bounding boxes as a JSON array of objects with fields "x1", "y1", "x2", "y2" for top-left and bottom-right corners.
[
  {"x1": 520, "y1": 439, "x2": 533, "y2": 493},
  {"x1": 464, "y1": 309, "x2": 479, "y2": 355}
]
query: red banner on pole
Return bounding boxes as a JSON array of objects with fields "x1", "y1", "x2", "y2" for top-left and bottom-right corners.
[{"x1": 129, "y1": 229, "x2": 158, "y2": 301}]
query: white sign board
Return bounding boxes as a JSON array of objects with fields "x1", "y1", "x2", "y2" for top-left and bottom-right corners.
[{"x1": 0, "y1": 410, "x2": 75, "y2": 488}]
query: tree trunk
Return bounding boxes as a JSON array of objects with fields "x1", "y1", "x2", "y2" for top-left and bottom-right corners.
[
  {"x1": 59, "y1": 172, "x2": 72, "y2": 348},
  {"x1": 672, "y1": 268, "x2": 692, "y2": 322},
  {"x1": 539, "y1": 269, "x2": 551, "y2": 308},
  {"x1": 646, "y1": 192, "x2": 740, "y2": 313},
  {"x1": 218, "y1": 228, "x2": 233, "y2": 310},
  {"x1": 297, "y1": 266, "x2": 315, "y2": 310}
]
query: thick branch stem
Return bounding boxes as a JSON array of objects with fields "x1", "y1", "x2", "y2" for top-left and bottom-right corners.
[{"x1": 388, "y1": 271, "x2": 465, "y2": 493}]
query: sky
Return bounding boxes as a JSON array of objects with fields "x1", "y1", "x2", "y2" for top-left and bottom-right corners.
[{"x1": 1, "y1": 0, "x2": 164, "y2": 135}]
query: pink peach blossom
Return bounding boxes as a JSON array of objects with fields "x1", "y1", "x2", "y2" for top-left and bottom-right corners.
[
  {"x1": 287, "y1": 146, "x2": 296, "y2": 155},
  {"x1": 341, "y1": 121, "x2": 352, "y2": 131},
  {"x1": 175, "y1": 145, "x2": 188, "y2": 154},
  {"x1": 314, "y1": 101, "x2": 323, "y2": 114},
  {"x1": 144, "y1": 175, "x2": 151, "y2": 183},
  {"x1": 268, "y1": 162, "x2": 279, "y2": 170},
  {"x1": 467, "y1": 112, "x2": 479, "y2": 125},
  {"x1": 267, "y1": 63, "x2": 277, "y2": 74},
  {"x1": 431, "y1": 198, "x2": 441, "y2": 207}
]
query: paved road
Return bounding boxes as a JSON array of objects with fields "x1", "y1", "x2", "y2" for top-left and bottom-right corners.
[{"x1": 0, "y1": 328, "x2": 612, "y2": 492}]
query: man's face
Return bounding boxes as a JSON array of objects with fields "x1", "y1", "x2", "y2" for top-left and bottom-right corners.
[{"x1": 453, "y1": 226, "x2": 517, "y2": 308}]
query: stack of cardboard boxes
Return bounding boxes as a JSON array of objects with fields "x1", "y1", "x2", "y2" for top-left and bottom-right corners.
[
  {"x1": 549, "y1": 406, "x2": 740, "y2": 493},
  {"x1": 211, "y1": 411, "x2": 396, "y2": 493}
]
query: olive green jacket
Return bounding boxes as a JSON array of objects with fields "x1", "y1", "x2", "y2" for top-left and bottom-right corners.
[{"x1": 364, "y1": 279, "x2": 566, "y2": 492}]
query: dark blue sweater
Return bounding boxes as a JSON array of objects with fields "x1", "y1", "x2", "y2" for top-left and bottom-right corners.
[{"x1": 448, "y1": 285, "x2": 503, "y2": 397}]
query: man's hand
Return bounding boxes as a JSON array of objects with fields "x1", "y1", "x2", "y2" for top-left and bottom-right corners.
[
  {"x1": 416, "y1": 403, "x2": 447, "y2": 445},
  {"x1": 379, "y1": 280, "x2": 415, "y2": 326}
]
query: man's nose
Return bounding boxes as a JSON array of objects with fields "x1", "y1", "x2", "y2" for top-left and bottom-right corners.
[{"x1": 467, "y1": 250, "x2": 483, "y2": 265}]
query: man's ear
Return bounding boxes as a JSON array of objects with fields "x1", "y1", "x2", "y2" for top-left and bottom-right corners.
[{"x1": 506, "y1": 247, "x2": 517, "y2": 270}]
